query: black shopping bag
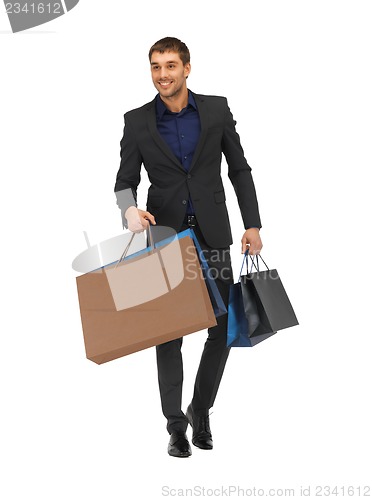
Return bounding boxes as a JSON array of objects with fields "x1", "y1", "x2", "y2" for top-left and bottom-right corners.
[
  {"x1": 227, "y1": 252, "x2": 299, "y2": 347},
  {"x1": 227, "y1": 282, "x2": 277, "y2": 347}
]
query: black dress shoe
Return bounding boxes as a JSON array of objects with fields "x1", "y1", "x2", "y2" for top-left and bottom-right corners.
[
  {"x1": 168, "y1": 431, "x2": 192, "y2": 458},
  {"x1": 186, "y1": 404, "x2": 213, "y2": 450}
]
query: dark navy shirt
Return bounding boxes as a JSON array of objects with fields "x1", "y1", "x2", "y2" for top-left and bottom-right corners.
[{"x1": 156, "y1": 92, "x2": 201, "y2": 215}]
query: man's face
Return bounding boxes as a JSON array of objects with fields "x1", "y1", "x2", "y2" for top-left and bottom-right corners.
[{"x1": 150, "y1": 51, "x2": 191, "y2": 99}]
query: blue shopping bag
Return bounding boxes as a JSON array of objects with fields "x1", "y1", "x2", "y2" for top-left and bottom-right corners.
[
  {"x1": 227, "y1": 281, "x2": 276, "y2": 347},
  {"x1": 227, "y1": 252, "x2": 276, "y2": 347},
  {"x1": 169, "y1": 228, "x2": 227, "y2": 318}
]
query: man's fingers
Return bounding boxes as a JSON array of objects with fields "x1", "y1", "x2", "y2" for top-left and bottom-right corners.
[
  {"x1": 241, "y1": 237, "x2": 248, "y2": 253},
  {"x1": 128, "y1": 221, "x2": 145, "y2": 233},
  {"x1": 249, "y1": 247, "x2": 261, "y2": 256},
  {"x1": 127, "y1": 209, "x2": 156, "y2": 233},
  {"x1": 138, "y1": 209, "x2": 156, "y2": 225},
  {"x1": 143, "y1": 211, "x2": 156, "y2": 225},
  {"x1": 241, "y1": 239, "x2": 263, "y2": 255},
  {"x1": 248, "y1": 242, "x2": 263, "y2": 255},
  {"x1": 140, "y1": 217, "x2": 150, "y2": 229}
]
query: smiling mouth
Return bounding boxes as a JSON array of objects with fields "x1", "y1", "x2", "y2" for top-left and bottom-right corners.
[{"x1": 159, "y1": 81, "x2": 173, "y2": 87}]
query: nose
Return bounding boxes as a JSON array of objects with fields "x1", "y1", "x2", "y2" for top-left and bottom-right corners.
[{"x1": 159, "y1": 67, "x2": 168, "y2": 79}]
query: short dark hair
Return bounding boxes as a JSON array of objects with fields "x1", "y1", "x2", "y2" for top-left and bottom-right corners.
[{"x1": 148, "y1": 37, "x2": 190, "y2": 65}]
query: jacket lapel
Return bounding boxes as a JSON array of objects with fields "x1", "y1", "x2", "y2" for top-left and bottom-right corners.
[
  {"x1": 189, "y1": 91, "x2": 209, "y2": 172},
  {"x1": 146, "y1": 98, "x2": 184, "y2": 171},
  {"x1": 145, "y1": 91, "x2": 210, "y2": 173}
]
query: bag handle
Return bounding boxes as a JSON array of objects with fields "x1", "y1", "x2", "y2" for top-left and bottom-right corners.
[
  {"x1": 249, "y1": 253, "x2": 270, "y2": 272},
  {"x1": 238, "y1": 251, "x2": 270, "y2": 281},
  {"x1": 115, "y1": 223, "x2": 155, "y2": 268},
  {"x1": 238, "y1": 251, "x2": 257, "y2": 281}
]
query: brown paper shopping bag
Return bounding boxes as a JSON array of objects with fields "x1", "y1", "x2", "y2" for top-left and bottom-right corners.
[
  {"x1": 104, "y1": 228, "x2": 186, "y2": 311},
  {"x1": 76, "y1": 235, "x2": 216, "y2": 364}
]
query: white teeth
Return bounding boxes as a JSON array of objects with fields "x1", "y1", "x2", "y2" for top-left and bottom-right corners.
[{"x1": 160, "y1": 81, "x2": 171, "y2": 86}]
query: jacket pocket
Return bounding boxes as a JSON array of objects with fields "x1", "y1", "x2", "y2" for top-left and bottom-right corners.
[{"x1": 214, "y1": 190, "x2": 226, "y2": 204}]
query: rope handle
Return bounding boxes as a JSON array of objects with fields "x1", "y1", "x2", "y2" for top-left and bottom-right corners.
[
  {"x1": 238, "y1": 250, "x2": 270, "y2": 281},
  {"x1": 114, "y1": 223, "x2": 155, "y2": 269}
]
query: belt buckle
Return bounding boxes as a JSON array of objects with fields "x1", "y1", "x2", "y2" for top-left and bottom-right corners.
[{"x1": 187, "y1": 215, "x2": 196, "y2": 227}]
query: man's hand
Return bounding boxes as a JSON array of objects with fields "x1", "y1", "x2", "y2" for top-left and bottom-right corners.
[
  {"x1": 125, "y1": 206, "x2": 156, "y2": 233},
  {"x1": 241, "y1": 228, "x2": 263, "y2": 255}
]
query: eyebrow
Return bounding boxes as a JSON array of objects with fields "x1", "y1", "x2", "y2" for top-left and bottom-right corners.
[{"x1": 151, "y1": 60, "x2": 179, "y2": 66}]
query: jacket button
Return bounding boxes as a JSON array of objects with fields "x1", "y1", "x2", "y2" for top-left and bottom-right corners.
[
  {"x1": 182, "y1": 200, "x2": 187, "y2": 205},
  {"x1": 187, "y1": 174, "x2": 191, "y2": 179}
]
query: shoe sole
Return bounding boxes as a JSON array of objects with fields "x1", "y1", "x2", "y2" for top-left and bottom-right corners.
[
  {"x1": 168, "y1": 451, "x2": 192, "y2": 458},
  {"x1": 192, "y1": 440, "x2": 213, "y2": 450}
]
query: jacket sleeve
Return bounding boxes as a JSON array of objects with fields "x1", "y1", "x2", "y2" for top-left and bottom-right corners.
[
  {"x1": 114, "y1": 112, "x2": 143, "y2": 228},
  {"x1": 221, "y1": 99, "x2": 262, "y2": 229}
]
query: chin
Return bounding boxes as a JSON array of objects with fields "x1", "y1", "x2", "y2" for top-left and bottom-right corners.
[{"x1": 160, "y1": 89, "x2": 179, "y2": 99}]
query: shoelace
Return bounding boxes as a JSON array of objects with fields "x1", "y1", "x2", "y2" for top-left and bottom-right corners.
[{"x1": 197, "y1": 415, "x2": 211, "y2": 434}]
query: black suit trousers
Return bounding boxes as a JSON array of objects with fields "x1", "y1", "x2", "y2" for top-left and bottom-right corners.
[{"x1": 155, "y1": 222, "x2": 234, "y2": 434}]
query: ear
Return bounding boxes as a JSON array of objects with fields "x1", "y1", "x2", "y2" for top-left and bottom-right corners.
[{"x1": 184, "y1": 62, "x2": 191, "y2": 78}]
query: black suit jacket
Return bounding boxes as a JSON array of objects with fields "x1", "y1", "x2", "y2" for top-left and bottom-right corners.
[{"x1": 115, "y1": 90, "x2": 261, "y2": 248}]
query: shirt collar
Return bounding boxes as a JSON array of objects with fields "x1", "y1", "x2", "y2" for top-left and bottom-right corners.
[{"x1": 156, "y1": 91, "x2": 197, "y2": 119}]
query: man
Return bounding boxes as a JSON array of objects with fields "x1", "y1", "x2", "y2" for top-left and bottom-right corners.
[{"x1": 114, "y1": 37, "x2": 263, "y2": 457}]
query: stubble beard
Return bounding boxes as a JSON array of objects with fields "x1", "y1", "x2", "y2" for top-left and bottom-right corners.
[{"x1": 158, "y1": 82, "x2": 183, "y2": 101}]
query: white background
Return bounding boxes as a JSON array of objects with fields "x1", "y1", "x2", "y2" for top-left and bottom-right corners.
[{"x1": 1, "y1": 1, "x2": 371, "y2": 499}]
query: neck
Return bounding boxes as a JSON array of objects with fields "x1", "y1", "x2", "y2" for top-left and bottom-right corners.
[{"x1": 160, "y1": 87, "x2": 189, "y2": 113}]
